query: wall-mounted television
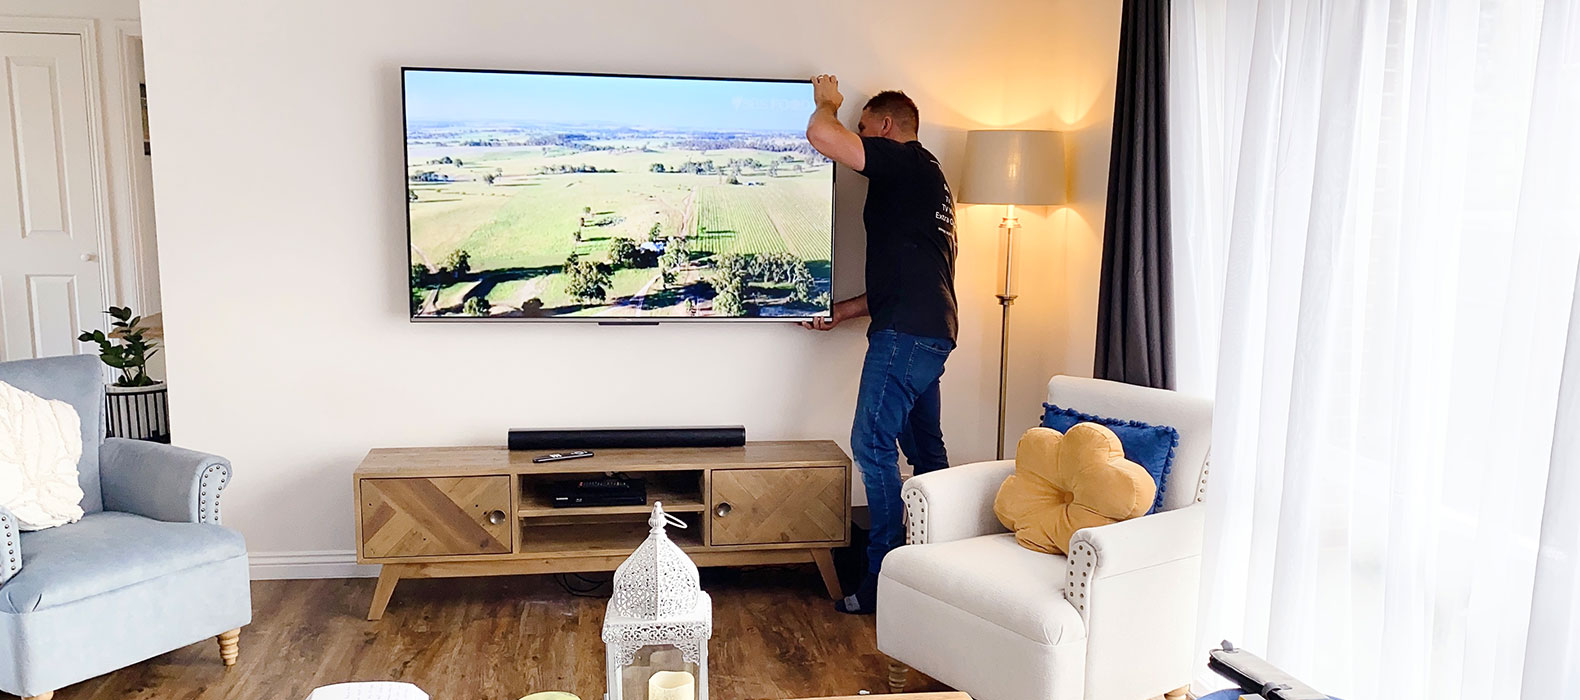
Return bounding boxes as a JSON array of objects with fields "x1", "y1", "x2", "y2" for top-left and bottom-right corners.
[{"x1": 403, "y1": 68, "x2": 834, "y2": 321}]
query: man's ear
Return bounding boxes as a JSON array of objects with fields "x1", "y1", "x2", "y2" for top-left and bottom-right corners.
[{"x1": 882, "y1": 116, "x2": 894, "y2": 137}]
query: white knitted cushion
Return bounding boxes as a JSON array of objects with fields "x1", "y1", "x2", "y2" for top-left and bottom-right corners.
[{"x1": 0, "y1": 379, "x2": 85, "y2": 530}]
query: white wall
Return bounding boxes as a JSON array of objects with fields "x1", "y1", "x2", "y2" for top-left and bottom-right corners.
[{"x1": 138, "y1": 0, "x2": 1122, "y2": 576}]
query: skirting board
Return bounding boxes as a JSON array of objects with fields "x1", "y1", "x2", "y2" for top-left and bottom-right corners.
[{"x1": 249, "y1": 550, "x2": 379, "y2": 580}]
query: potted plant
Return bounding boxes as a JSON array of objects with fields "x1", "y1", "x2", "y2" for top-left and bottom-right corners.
[{"x1": 78, "y1": 306, "x2": 170, "y2": 442}]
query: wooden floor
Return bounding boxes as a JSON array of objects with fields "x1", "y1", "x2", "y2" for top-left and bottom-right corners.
[{"x1": 24, "y1": 567, "x2": 949, "y2": 700}]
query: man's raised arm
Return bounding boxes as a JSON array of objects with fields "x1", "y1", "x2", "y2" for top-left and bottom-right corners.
[{"x1": 806, "y1": 74, "x2": 865, "y2": 171}]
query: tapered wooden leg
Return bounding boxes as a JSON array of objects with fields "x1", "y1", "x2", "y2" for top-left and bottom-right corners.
[
  {"x1": 1163, "y1": 685, "x2": 1189, "y2": 700},
  {"x1": 24, "y1": 692, "x2": 54, "y2": 700},
  {"x1": 217, "y1": 628, "x2": 240, "y2": 666},
  {"x1": 368, "y1": 564, "x2": 402, "y2": 620},
  {"x1": 886, "y1": 658, "x2": 908, "y2": 693},
  {"x1": 810, "y1": 548, "x2": 843, "y2": 599}
]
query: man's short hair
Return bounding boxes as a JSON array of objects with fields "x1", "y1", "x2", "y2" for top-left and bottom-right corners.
[{"x1": 863, "y1": 90, "x2": 919, "y2": 133}]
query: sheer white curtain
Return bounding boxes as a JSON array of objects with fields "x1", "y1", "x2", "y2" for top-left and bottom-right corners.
[{"x1": 1168, "y1": 0, "x2": 1580, "y2": 698}]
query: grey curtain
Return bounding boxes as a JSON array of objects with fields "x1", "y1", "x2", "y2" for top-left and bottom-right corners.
[{"x1": 1095, "y1": 0, "x2": 1175, "y2": 390}]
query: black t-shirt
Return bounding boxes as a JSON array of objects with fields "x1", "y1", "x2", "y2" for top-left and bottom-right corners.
[{"x1": 859, "y1": 137, "x2": 958, "y2": 342}]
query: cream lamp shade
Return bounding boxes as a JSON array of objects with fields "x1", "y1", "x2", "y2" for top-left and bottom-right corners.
[{"x1": 959, "y1": 130, "x2": 1066, "y2": 206}]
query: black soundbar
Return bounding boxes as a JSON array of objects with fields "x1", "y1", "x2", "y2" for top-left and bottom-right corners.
[{"x1": 508, "y1": 425, "x2": 746, "y2": 450}]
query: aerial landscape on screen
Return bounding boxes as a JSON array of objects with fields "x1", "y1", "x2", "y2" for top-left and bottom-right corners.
[{"x1": 404, "y1": 69, "x2": 834, "y2": 319}]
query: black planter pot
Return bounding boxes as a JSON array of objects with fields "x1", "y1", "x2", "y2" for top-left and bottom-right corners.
[{"x1": 105, "y1": 383, "x2": 170, "y2": 443}]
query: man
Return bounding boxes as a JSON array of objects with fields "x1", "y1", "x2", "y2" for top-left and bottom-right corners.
[{"x1": 802, "y1": 75, "x2": 958, "y2": 615}]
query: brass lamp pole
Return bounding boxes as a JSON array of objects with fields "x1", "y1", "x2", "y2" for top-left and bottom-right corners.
[
  {"x1": 993, "y1": 205, "x2": 1021, "y2": 460},
  {"x1": 959, "y1": 130, "x2": 1066, "y2": 459}
]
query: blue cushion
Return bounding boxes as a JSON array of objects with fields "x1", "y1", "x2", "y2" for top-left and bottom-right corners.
[
  {"x1": 1041, "y1": 403, "x2": 1178, "y2": 513},
  {"x1": 2, "y1": 511, "x2": 246, "y2": 614},
  {"x1": 0, "y1": 355, "x2": 106, "y2": 513}
]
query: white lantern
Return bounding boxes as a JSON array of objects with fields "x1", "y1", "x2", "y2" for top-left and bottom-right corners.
[{"x1": 603, "y1": 503, "x2": 711, "y2": 700}]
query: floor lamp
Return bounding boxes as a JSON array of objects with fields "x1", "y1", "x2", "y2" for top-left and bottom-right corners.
[{"x1": 959, "y1": 130, "x2": 1066, "y2": 459}]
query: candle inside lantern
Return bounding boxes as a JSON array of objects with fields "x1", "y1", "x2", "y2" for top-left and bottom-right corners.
[{"x1": 647, "y1": 671, "x2": 695, "y2": 700}]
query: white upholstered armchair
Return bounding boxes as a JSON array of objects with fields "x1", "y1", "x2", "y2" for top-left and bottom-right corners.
[{"x1": 877, "y1": 376, "x2": 1212, "y2": 700}]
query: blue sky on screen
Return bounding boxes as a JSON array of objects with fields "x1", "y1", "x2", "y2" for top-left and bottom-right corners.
[{"x1": 404, "y1": 70, "x2": 813, "y2": 132}]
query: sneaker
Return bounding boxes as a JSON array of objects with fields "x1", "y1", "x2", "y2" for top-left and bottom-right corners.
[{"x1": 835, "y1": 573, "x2": 879, "y2": 615}]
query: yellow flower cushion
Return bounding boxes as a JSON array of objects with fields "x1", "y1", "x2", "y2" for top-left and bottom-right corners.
[{"x1": 993, "y1": 424, "x2": 1157, "y2": 555}]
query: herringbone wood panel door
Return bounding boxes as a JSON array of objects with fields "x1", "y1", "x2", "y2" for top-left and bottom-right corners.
[
  {"x1": 710, "y1": 467, "x2": 845, "y2": 545},
  {"x1": 360, "y1": 476, "x2": 511, "y2": 558}
]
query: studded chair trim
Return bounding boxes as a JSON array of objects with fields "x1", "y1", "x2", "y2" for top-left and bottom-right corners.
[
  {"x1": 198, "y1": 462, "x2": 231, "y2": 524},
  {"x1": 0, "y1": 510, "x2": 18, "y2": 583},
  {"x1": 1064, "y1": 539, "x2": 1097, "y2": 625}
]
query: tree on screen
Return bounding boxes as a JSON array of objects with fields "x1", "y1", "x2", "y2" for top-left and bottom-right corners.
[
  {"x1": 609, "y1": 237, "x2": 642, "y2": 269},
  {"x1": 409, "y1": 263, "x2": 431, "y2": 315},
  {"x1": 712, "y1": 254, "x2": 748, "y2": 316},
  {"x1": 714, "y1": 277, "x2": 744, "y2": 316},
  {"x1": 462, "y1": 297, "x2": 490, "y2": 317},
  {"x1": 442, "y1": 249, "x2": 471, "y2": 281},
  {"x1": 716, "y1": 253, "x2": 748, "y2": 281},
  {"x1": 659, "y1": 238, "x2": 688, "y2": 288},
  {"x1": 791, "y1": 262, "x2": 816, "y2": 303},
  {"x1": 565, "y1": 260, "x2": 610, "y2": 303}
]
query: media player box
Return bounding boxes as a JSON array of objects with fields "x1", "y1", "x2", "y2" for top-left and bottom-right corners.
[
  {"x1": 547, "y1": 477, "x2": 647, "y2": 508},
  {"x1": 508, "y1": 425, "x2": 745, "y2": 450}
]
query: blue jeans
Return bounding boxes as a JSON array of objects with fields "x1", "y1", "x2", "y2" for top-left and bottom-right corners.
[{"x1": 852, "y1": 329, "x2": 953, "y2": 574}]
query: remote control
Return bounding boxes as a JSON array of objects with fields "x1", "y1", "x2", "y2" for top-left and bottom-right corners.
[{"x1": 532, "y1": 450, "x2": 594, "y2": 463}]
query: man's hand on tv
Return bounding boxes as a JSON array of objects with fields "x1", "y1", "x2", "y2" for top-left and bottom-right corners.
[
  {"x1": 801, "y1": 315, "x2": 840, "y2": 331},
  {"x1": 812, "y1": 74, "x2": 843, "y2": 111},
  {"x1": 801, "y1": 296, "x2": 867, "y2": 332}
]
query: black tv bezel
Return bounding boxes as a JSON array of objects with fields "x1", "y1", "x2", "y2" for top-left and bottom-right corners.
[{"x1": 401, "y1": 66, "x2": 836, "y2": 324}]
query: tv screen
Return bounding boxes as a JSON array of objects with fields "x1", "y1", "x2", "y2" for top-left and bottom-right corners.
[{"x1": 403, "y1": 68, "x2": 834, "y2": 321}]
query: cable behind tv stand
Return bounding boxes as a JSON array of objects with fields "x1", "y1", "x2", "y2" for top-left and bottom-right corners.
[{"x1": 353, "y1": 440, "x2": 852, "y2": 620}]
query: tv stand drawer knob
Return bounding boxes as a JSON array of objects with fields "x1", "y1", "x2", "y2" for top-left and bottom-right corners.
[
  {"x1": 715, "y1": 503, "x2": 733, "y2": 518},
  {"x1": 486, "y1": 509, "x2": 506, "y2": 525}
]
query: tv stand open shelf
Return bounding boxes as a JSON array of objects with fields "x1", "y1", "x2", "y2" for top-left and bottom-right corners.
[
  {"x1": 353, "y1": 441, "x2": 851, "y2": 620},
  {"x1": 515, "y1": 493, "x2": 707, "y2": 518}
]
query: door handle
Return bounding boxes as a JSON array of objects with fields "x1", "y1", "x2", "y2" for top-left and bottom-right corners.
[
  {"x1": 81, "y1": 253, "x2": 97, "y2": 262},
  {"x1": 714, "y1": 503, "x2": 732, "y2": 518},
  {"x1": 486, "y1": 509, "x2": 506, "y2": 525}
]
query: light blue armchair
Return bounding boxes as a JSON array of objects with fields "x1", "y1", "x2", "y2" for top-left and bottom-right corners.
[{"x1": 0, "y1": 355, "x2": 250, "y2": 700}]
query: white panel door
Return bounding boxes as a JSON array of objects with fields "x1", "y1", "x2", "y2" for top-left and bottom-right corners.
[{"x1": 0, "y1": 31, "x2": 105, "y2": 362}]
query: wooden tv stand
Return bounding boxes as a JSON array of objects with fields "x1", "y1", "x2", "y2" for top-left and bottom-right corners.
[{"x1": 353, "y1": 440, "x2": 852, "y2": 620}]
